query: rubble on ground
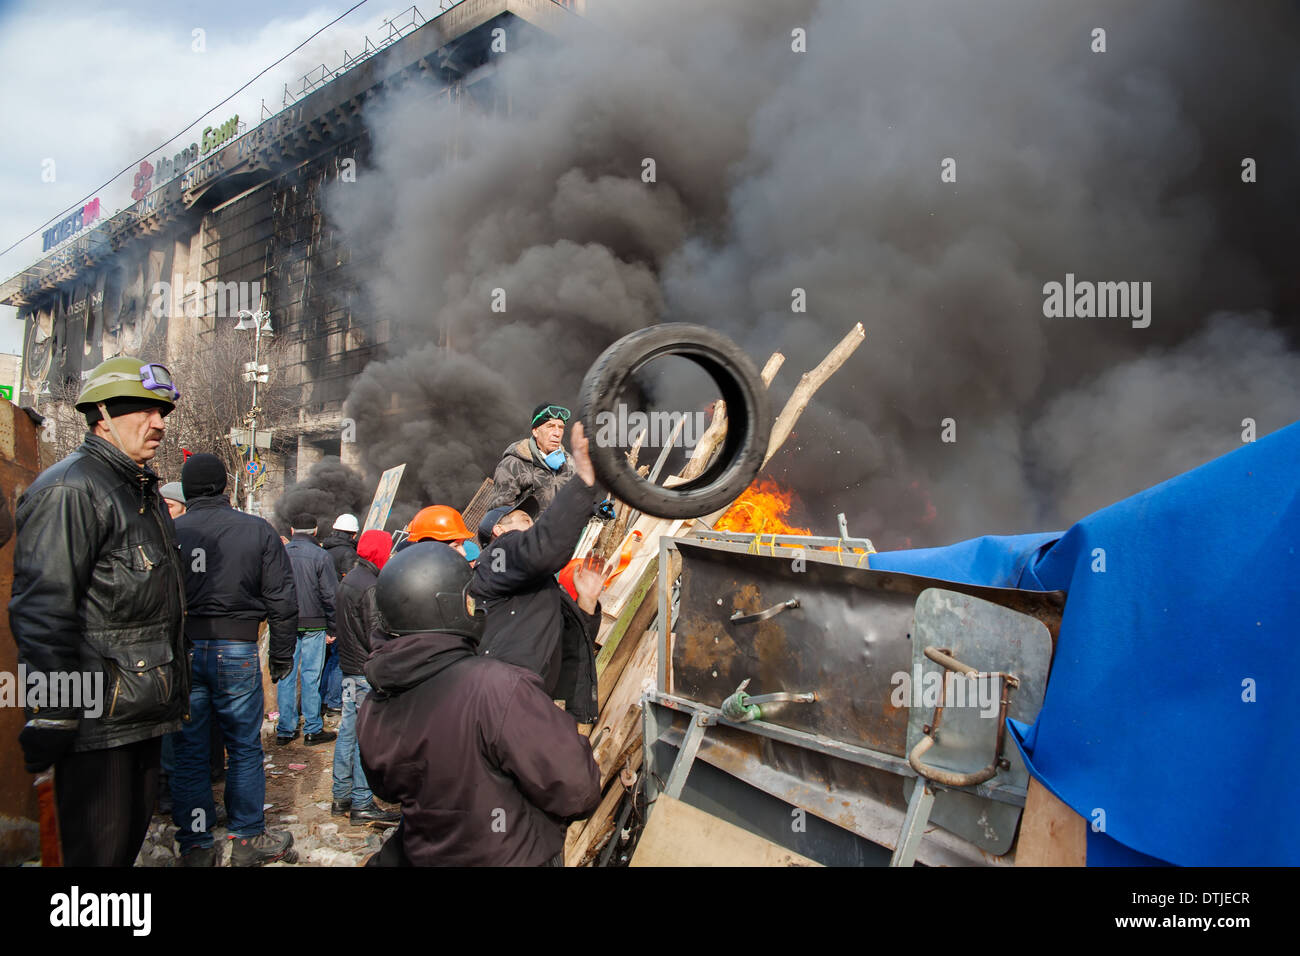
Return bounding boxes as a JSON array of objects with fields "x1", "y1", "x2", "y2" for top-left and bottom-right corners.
[{"x1": 136, "y1": 712, "x2": 395, "y2": 867}]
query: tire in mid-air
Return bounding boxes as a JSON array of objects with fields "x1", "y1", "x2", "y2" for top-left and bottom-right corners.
[{"x1": 578, "y1": 323, "x2": 771, "y2": 519}]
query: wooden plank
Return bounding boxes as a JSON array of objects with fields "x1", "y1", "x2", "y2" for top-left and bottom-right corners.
[
  {"x1": 602, "y1": 517, "x2": 682, "y2": 617},
  {"x1": 595, "y1": 558, "x2": 659, "y2": 673},
  {"x1": 565, "y1": 737, "x2": 642, "y2": 867},
  {"x1": 590, "y1": 636, "x2": 657, "y2": 786},
  {"x1": 591, "y1": 703, "x2": 642, "y2": 791},
  {"x1": 1014, "y1": 777, "x2": 1087, "y2": 866},
  {"x1": 630, "y1": 794, "x2": 821, "y2": 867}
]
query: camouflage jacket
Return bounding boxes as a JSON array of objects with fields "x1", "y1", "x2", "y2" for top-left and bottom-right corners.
[{"x1": 487, "y1": 438, "x2": 576, "y2": 512}]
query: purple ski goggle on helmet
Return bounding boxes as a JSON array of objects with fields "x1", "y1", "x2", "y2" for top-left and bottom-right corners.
[{"x1": 140, "y1": 363, "x2": 180, "y2": 401}]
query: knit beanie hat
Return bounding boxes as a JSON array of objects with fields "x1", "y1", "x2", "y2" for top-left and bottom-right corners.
[{"x1": 181, "y1": 453, "x2": 227, "y2": 499}]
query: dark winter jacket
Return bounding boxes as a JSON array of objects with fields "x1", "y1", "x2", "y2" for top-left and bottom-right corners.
[
  {"x1": 337, "y1": 529, "x2": 393, "y2": 675},
  {"x1": 284, "y1": 532, "x2": 338, "y2": 632},
  {"x1": 320, "y1": 531, "x2": 358, "y2": 579},
  {"x1": 358, "y1": 630, "x2": 601, "y2": 866},
  {"x1": 470, "y1": 476, "x2": 599, "y2": 722},
  {"x1": 487, "y1": 437, "x2": 576, "y2": 511},
  {"x1": 8, "y1": 434, "x2": 188, "y2": 752},
  {"x1": 174, "y1": 495, "x2": 299, "y2": 662},
  {"x1": 338, "y1": 560, "x2": 380, "y2": 675}
]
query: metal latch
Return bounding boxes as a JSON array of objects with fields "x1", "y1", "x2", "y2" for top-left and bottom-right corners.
[
  {"x1": 721, "y1": 678, "x2": 816, "y2": 722},
  {"x1": 730, "y1": 597, "x2": 799, "y2": 625}
]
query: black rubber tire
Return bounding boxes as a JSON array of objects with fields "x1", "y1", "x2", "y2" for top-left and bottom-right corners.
[{"x1": 578, "y1": 323, "x2": 771, "y2": 519}]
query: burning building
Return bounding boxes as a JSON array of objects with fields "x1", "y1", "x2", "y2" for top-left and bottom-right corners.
[
  {"x1": 0, "y1": 0, "x2": 583, "y2": 518},
  {"x1": 3, "y1": 0, "x2": 1297, "y2": 544}
]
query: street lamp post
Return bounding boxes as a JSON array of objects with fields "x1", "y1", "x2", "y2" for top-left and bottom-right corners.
[{"x1": 236, "y1": 308, "x2": 273, "y2": 513}]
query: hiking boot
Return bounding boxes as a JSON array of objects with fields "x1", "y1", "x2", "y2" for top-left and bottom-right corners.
[
  {"x1": 179, "y1": 844, "x2": 219, "y2": 866},
  {"x1": 331, "y1": 799, "x2": 352, "y2": 816},
  {"x1": 350, "y1": 805, "x2": 400, "y2": 827},
  {"x1": 229, "y1": 829, "x2": 297, "y2": 867},
  {"x1": 304, "y1": 731, "x2": 337, "y2": 745}
]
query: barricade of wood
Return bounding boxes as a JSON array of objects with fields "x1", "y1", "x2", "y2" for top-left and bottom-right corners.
[{"x1": 564, "y1": 323, "x2": 865, "y2": 865}]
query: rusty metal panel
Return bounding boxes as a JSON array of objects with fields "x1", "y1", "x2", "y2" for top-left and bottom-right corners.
[
  {"x1": 669, "y1": 540, "x2": 1063, "y2": 759},
  {"x1": 0, "y1": 402, "x2": 47, "y2": 864},
  {"x1": 649, "y1": 708, "x2": 1011, "y2": 866},
  {"x1": 903, "y1": 588, "x2": 1054, "y2": 855}
]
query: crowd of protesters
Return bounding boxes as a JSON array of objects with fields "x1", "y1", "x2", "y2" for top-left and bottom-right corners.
[{"x1": 8, "y1": 356, "x2": 605, "y2": 867}]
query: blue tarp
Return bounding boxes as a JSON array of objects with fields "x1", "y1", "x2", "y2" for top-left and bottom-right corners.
[{"x1": 868, "y1": 420, "x2": 1300, "y2": 866}]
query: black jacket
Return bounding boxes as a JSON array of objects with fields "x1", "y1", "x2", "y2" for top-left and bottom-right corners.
[
  {"x1": 8, "y1": 434, "x2": 188, "y2": 752},
  {"x1": 320, "y1": 531, "x2": 358, "y2": 579},
  {"x1": 174, "y1": 495, "x2": 299, "y2": 662},
  {"x1": 337, "y1": 557, "x2": 381, "y2": 675},
  {"x1": 284, "y1": 533, "x2": 338, "y2": 632},
  {"x1": 469, "y1": 476, "x2": 599, "y2": 722},
  {"x1": 359, "y1": 630, "x2": 601, "y2": 866}
]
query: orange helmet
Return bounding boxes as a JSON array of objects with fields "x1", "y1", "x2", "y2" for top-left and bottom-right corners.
[{"x1": 407, "y1": 505, "x2": 473, "y2": 543}]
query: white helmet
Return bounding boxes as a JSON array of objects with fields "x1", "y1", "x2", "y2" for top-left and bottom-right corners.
[{"x1": 332, "y1": 513, "x2": 360, "y2": 533}]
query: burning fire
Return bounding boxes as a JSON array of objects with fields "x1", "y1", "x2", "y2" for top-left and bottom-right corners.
[
  {"x1": 716, "y1": 478, "x2": 812, "y2": 536},
  {"x1": 715, "y1": 477, "x2": 873, "y2": 561}
]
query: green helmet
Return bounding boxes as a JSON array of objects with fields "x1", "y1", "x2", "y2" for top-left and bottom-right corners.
[{"x1": 75, "y1": 357, "x2": 180, "y2": 413}]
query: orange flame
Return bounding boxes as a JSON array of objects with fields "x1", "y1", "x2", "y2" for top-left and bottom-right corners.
[{"x1": 716, "y1": 478, "x2": 812, "y2": 536}]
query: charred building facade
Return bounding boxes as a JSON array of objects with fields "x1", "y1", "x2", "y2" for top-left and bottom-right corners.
[{"x1": 1, "y1": 0, "x2": 577, "y2": 517}]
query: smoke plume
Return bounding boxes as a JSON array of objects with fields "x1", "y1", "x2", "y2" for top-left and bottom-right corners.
[
  {"x1": 320, "y1": 0, "x2": 1300, "y2": 548},
  {"x1": 274, "y1": 456, "x2": 368, "y2": 534}
]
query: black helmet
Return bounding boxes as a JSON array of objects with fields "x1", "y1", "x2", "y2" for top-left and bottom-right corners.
[{"x1": 375, "y1": 541, "x2": 484, "y2": 640}]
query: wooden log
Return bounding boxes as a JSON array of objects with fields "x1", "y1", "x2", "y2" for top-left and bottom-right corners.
[
  {"x1": 565, "y1": 736, "x2": 643, "y2": 867},
  {"x1": 760, "y1": 352, "x2": 786, "y2": 386},
  {"x1": 763, "y1": 322, "x2": 864, "y2": 467},
  {"x1": 594, "y1": 464, "x2": 648, "y2": 566},
  {"x1": 674, "y1": 351, "x2": 782, "y2": 486},
  {"x1": 591, "y1": 703, "x2": 643, "y2": 791},
  {"x1": 677, "y1": 400, "x2": 726, "y2": 482},
  {"x1": 588, "y1": 633, "x2": 657, "y2": 786}
]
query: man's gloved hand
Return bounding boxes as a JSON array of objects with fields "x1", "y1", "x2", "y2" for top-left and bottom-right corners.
[
  {"x1": 19, "y1": 722, "x2": 78, "y2": 774},
  {"x1": 594, "y1": 498, "x2": 615, "y2": 521},
  {"x1": 269, "y1": 658, "x2": 293, "y2": 684}
]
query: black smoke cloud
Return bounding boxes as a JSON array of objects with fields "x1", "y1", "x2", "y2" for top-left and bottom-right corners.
[
  {"x1": 274, "y1": 456, "x2": 368, "y2": 534},
  {"x1": 322, "y1": 0, "x2": 1300, "y2": 547}
]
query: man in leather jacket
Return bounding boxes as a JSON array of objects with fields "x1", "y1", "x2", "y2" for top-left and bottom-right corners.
[{"x1": 8, "y1": 356, "x2": 188, "y2": 866}]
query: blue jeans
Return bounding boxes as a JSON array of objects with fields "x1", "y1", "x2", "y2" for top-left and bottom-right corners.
[
  {"x1": 276, "y1": 630, "x2": 326, "y2": 736},
  {"x1": 332, "y1": 675, "x2": 374, "y2": 807},
  {"x1": 171, "y1": 640, "x2": 265, "y2": 852},
  {"x1": 321, "y1": 640, "x2": 342, "y2": 709}
]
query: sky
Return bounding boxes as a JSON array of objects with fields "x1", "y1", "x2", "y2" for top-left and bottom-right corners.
[{"x1": 0, "y1": 0, "x2": 444, "y2": 353}]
